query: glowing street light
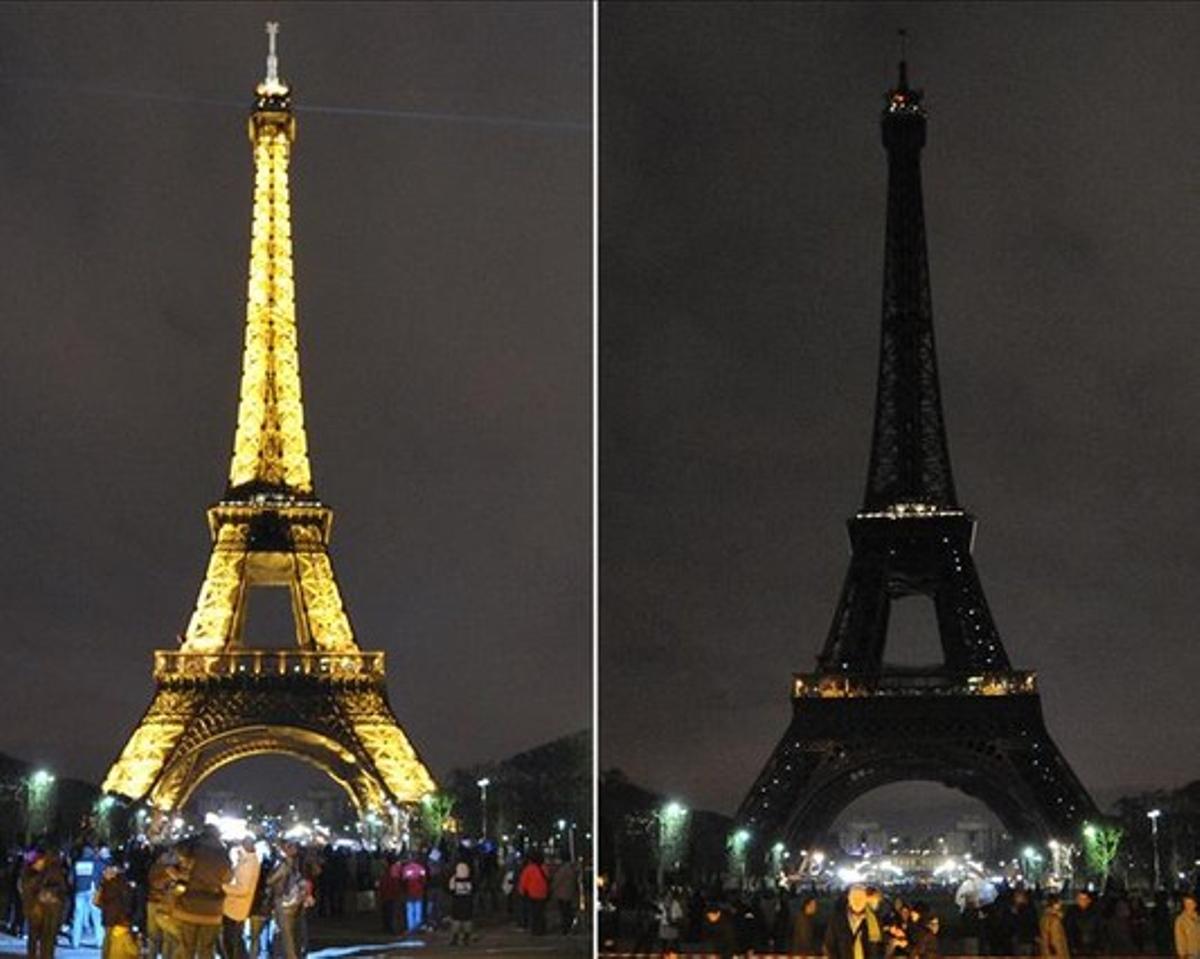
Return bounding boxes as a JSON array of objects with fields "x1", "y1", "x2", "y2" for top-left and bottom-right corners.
[
  {"x1": 1147, "y1": 809, "x2": 1162, "y2": 890},
  {"x1": 727, "y1": 827, "x2": 752, "y2": 887},
  {"x1": 656, "y1": 801, "x2": 690, "y2": 891},
  {"x1": 476, "y1": 778, "x2": 491, "y2": 838},
  {"x1": 24, "y1": 770, "x2": 56, "y2": 843}
]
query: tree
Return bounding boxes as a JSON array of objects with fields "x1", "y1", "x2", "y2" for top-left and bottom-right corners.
[
  {"x1": 1083, "y1": 822, "x2": 1123, "y2": 893},
  {"x1": 417, "y1": 791, "x2": 456, "y2": 846}
]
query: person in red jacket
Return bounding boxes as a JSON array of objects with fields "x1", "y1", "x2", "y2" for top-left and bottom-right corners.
[
  {"x1": 517, "y1": 850, "x2": 550, "y2": 937},
  {"x1": 399, "y1": 853, "x2": 427, "y2": 933}
]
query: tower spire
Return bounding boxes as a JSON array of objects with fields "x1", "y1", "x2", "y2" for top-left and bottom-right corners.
[
  {"x1": 265, "y1": 21, "x2": 281, "y2": 88},
  {"x1": 229, "y1": 21, "x2": 310, "y2": 498},
  {"x1": 863, "y1": 52, "x2": 955, "y2": 512}
]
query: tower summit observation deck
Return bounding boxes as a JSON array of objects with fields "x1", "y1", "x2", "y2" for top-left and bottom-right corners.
[{"x1": 103, "y1": 25, "x2": 436, "y2": 820}]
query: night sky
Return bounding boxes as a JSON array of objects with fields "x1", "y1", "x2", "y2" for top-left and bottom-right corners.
[
  {"x1": 601, "y1": 2, "x2": 1200, "y2": 817},
  {"x1": 0, "y1": 3, "x2": 591, "y2": 795}
]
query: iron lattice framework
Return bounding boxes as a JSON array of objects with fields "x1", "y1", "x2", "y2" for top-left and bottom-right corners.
[
  {"x1": 737, "y1": 63, "x2": 1096, "y2": 848},
  {"x1": 103, "y1": 27, "x2": 436, "y2": 815}
]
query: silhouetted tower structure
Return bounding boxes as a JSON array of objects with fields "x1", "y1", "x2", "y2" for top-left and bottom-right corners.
[{"x1": 737, "y1": 59, "x2": 1096, "y2": 847}]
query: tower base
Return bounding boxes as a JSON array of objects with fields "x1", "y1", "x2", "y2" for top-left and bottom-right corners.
[
  {"x1": 102, "y1": 651, "x2": 435, "y2": 815},
  {"x1": 738, "y1": 674, "x2": 1096, "y2": 846}
]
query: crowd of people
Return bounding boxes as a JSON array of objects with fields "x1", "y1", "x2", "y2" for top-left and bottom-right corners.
[
  {"x1": 600, "y1": 879, "x2": 1200, "y2": 958},
  {"x1": 1, "y1": 828, "x2": 587, "y2": 959}
]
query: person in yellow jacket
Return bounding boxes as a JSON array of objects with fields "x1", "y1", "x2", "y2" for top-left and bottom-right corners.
[
  {"x1": 1039, "y1": 895, "x2": 1070, "y2": 959},
  {"x1": 1176, "y1": 893, "x2": 1200, "y2": 959}
]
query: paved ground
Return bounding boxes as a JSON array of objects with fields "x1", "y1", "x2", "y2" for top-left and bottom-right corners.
[{"x1": 0, "y1": 916, "x2": 591, "y2": 959}]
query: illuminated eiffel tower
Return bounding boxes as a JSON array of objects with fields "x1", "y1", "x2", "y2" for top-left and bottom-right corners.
[{"x1": 103, "y1": 25, "x2": 436, "y2": 820}]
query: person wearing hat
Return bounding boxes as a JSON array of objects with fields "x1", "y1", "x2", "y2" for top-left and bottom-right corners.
[{"x1": 447, "y1": 862, "x2": 475, "y2": 946}]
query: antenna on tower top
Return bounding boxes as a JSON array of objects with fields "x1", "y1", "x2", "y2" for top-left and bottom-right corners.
[
  {"x1": 897, "y1": 28, "x2": 909, "y2": 90},
  {"x1": 265, "y1": 22, "x2": 281, "y2": 85}
]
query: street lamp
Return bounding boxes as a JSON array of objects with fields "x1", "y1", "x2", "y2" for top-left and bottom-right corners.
[
  {"x1": 657, "y1": 801, "x2": 689, "y2": 891},
  {"x1": 1147, "y1": 809, "x2": 1162, "y2": 890},
  {"x1": 24, "y1": 770, "x2": 56, "y2": 844},
  {"x1": 476, "y1": 778, "x2": 491, "y2": 839}
]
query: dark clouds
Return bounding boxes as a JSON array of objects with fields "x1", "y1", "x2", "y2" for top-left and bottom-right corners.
[
  {"x1": 0, "y1": 3, "x2": 591, "y2": 786},
  {"x1": 601, "y1": 2, "x2": 1200, "y2": 814}
]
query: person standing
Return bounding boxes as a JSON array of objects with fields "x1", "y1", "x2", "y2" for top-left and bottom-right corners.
[
  {"x1": 1066, "y1": 891, "x2": 1102, "y2": 956},
  {"x1": 245, "y1": 848, "x2": 272, "y2": 959},
  {"x1": 400, "y1": 853, "x2": 427, "y2": 934},
  {"x1": 1039, "y1": 895, "x2": 1070, "y2": 959},
  {"x1": 447, "y1": 862, "x2": 475, "y2": 946},
  {"x1": 517, "y1": 850, "x2": 550, "y2": 937},
  {"x1": 220, "y1": 838, "x2": 260, "y2": 959},
  {"x1": 702, "y1": 899, "x2": 737, "y2": 959},
  {"x1": 6, "y1": 848, "x2": 28, "y2": 937},
  {"x1": 173, "y1": 827, "x2": 230, "y2": 959},
  {"x1": 958, "y1": 897, "x2": 983, "y2": 957},
  {"x1": 1176, "y1": 893, "x2": 1200, "y2": 959},
  {"x1": 70, "y1": 845, "x2": 103, "y2": 949},
  {"x1": 1013, "y1": 889, "x2": 1040, "y2": 956},
  {"x1": 20, "y1": 844, "x2": 67, "y2": 959},
  {"x1": 377, "y1": 853, "x2": 399, "y2": 933},
  {"x1": 910, "y1": 912, "x2": 941, "y2": 959},
  {"x1": 551, "y1": 858, "x2": 578, "y2": 935},
  {"x1": 96, "y1": 861, "x2": 136, "y2": 959},
  {"x1": 657, "y1": 885, "x2": 684, "y2": 953},
  {"x1": 146, "y1": 846, "x2": 184, "y2": 959},
  {"x1": 1104, "y1": 895, "x2": 1135, "y2": 956},
  {"x1": 266, "y1": 843, "x2": 304, "y2": 959},
  {"x1": 824, "y1": 886, "x2": 880, "y2": 959},
  {"x1": 791, "y1": 895, "x2": 820, "y2": 954}
]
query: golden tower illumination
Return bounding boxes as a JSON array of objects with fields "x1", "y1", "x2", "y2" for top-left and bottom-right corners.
[{"x1": 103, "y1": 24, "x2": 436, "y2": 816}]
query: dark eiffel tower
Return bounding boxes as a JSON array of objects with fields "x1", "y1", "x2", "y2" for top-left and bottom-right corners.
[{"x1": 737, "y1": 61, "x2": 1096, "y2": 848}]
